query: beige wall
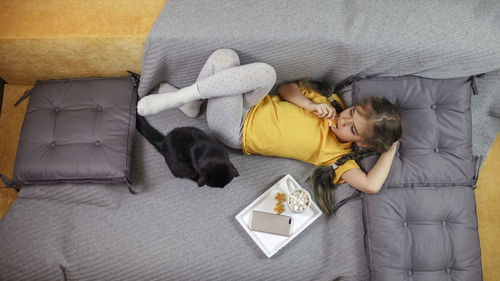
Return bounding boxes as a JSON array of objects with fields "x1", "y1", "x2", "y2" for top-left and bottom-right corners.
[{"x1": 0, "y1": 0, "x2": 166, "y2": 84}]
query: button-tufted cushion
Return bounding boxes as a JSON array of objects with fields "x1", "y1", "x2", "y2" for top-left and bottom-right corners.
[
  {"x1": 13, "y1": 76, "x2": 137, "y2": 186},
  {"x1": 352, "y1": 76, "x2": 482, "y2": 281}
]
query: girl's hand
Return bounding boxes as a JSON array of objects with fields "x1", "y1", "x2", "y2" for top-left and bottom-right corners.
[
  {"x1": 388, "y1": 140, "x2": 399, "y2": 151},
  {"x1": 342, "y1": 140, "x2": 399, "y2": 194},
  {"x1": 307, "y1": 103, "x2": 336, "y2": 119}
]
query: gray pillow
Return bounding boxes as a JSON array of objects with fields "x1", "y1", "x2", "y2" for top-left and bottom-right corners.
[
  {"x1": 351, "y1": 76, "x2": 482, "y2": 280},
  {"x1": 354, "y1": 76, "x2": 475, "y2": 186},
  {"x1": 13, "y1": 75, "x2": 137, "y2": 189}
]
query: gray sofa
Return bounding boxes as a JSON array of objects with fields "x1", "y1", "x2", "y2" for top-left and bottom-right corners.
[{"x1": 1, "y1": 1, "x2": 499, "y2": 280}]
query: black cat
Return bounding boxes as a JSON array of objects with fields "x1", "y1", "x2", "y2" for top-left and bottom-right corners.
[{"x1": 136, "y1": 113, "x2": 239, "y2": 188}]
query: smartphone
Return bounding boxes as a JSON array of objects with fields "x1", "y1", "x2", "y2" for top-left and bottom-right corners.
[{"x1": 249, "y1": 210, "x2": 293, "y2": 237}]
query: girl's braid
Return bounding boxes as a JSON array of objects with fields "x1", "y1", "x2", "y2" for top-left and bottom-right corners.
[
  {"x1": 312, "y1": 149, "x2": 376, "y2": 215},
  {"x1": 333, "y1": 149, "x2": 376, "y2": 167}
]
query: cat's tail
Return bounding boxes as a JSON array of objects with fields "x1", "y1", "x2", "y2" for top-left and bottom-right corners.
[{"x1": 136, "y1": 112, "x2": 165, "y2": 152}]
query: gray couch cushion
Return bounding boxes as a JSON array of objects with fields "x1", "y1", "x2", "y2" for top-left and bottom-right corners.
[
  {"x1": 354, "y1": 76, "x2": 475, "y2": 186},
  {"x1": 363, "y1": 187, "x2": 481, "y2": 280},
  {"x1": 352, "y1": 76, "x2": 482, "y2": 280},
  {"x1": 13, "y1": 76, "x2": 137, "y2": 186}
]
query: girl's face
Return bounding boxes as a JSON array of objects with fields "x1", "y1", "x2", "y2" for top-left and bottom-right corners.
[{"x1": 329, "y1": 106, "x2": 371, "y2": 146}]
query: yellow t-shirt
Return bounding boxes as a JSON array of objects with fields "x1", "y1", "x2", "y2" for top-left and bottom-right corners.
[{"x1": 242, "y1": 84, "x2": 359, "y2": 184}]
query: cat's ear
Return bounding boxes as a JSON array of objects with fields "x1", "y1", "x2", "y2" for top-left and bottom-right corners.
[
  {"x1": 197, "y1": 175, "x2": 206, "y2": 187},
  {"x1": 230, "y1": 164, "x2": 239, "y2": 177}
]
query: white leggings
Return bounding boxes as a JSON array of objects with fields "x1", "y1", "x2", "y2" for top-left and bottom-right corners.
[{"x1": 196, "y1": 49, "x2": 276, "y2": 149}]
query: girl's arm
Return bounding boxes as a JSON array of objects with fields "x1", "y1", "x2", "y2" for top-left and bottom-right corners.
[
  {"x1": 277, "y1": 83, "x2": 336, "y2": 119},
  {"x1": 340, "y1": 141, "x2": 399, "y2": 194}
]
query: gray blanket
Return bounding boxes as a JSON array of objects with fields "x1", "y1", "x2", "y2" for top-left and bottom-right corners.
[
  {"x1": 139, "y1": 1, "x2": 500, "y2": 92},
  {"x1": 135, "y1": 0, "x2": 498, "y2": 278},
  {"x1": 136, "y1": 2, "x2": 499, "y2": 278},
  {"x1": 139, "y1": 0, "x2": 500, "y2": 156}
]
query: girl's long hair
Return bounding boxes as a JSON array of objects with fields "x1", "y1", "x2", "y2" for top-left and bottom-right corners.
[
  {"x1": 313, "y1": 96, "x2": 403, "y2": 215},
  {"x1": 300, "y1": 79, "x2": 344, "y2": 113},
  {"x1": 299, "y1": 78, "x2": 332, "y2": 96},
  {"x1": 312, "y1": 149, "x2": 376, "y2": 215}
]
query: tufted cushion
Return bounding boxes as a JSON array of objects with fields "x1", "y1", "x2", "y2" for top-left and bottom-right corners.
[
  {"x1": 13, "y1": 76, "x2": 137, "y2": 186},
  {"x1": 352, "y1": 76, "x2": 482, "y2": 281}
]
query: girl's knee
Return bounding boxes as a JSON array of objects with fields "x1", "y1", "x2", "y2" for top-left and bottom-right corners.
[
  {"x1": 252, "y1": 62, "x2": 277, "y2": 88},
  {"x1": 209, "y1": 49, "x2": 240, "y2": 68},
  {"x1": 207, "y1": 125, "x2": 241, "y2": 149}
]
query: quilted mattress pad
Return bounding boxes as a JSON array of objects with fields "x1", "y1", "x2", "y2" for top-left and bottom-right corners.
[{"x1": 352, "y1": 76, "x2": 482, "y2": 280}]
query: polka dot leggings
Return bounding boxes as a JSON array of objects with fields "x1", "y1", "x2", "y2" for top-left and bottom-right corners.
[{"x1": 196, "y1": 49, "x2": 276, "y2": 149}]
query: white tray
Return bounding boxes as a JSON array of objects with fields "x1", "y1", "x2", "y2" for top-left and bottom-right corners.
[{"x1": 235, "y1": 174, "x2": 323, "y2": 258}]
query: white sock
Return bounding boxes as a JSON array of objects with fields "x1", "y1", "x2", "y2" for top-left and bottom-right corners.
[
  {"x1": 164, "y1": 81, "x2": 204, "y2": 118},
  {"x1": 158, "y1": 82, "x2": 178, "y2": 94},
  {"x1": 179, "y1": 100, "x2": 204, "y2": 118},
  {"x1": 137, "y1": 83, "x2": 201, "y2": 116}
]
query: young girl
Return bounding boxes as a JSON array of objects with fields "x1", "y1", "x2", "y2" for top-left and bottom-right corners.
[{"x1": 137, "y1": 49, "x2": 403, "y2": 214}]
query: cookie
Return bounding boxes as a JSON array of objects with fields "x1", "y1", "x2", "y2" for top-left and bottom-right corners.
[
  {"x1": 275, "y1": 192, "x2": 286, "y2": 203},
  {"x1": 274, "y1": 202, "x2": 285, "y2": 214}
]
